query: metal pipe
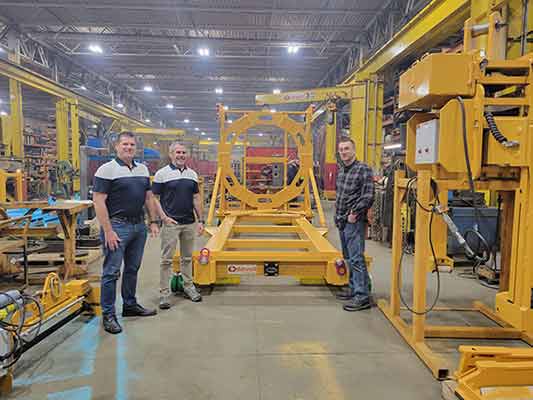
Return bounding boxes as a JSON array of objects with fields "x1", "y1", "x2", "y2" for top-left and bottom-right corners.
[
  {"x1": 363, "y1": 80, "x2": 369, "y2": 162},
  {"x1": 521, "y1": 0, "x2": 529, "y2": 56}
]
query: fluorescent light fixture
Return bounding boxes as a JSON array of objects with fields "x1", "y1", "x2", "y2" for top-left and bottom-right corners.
[
  {"x1": 270, "y1": 108, "x2": 276, "y2": 113},
  {"x1": 258, "y1": 133, "x2": 264, "y2": 137},
  {"x1": 194, "y1": 127, "x2": 199, "y2": 131},
  {"x1": 228, "y1": 119, "x2": 233, "y2": 124},
  {"x1": 223, "y1": 105, "x2": 228, "y2": 111},
  {"x1": 116, "y1": 103, "x2": 124, "y2": 109},
  {"x1": 273, "y1": 89, "x2": 281, "y2": 94},
  {"x1": 0, "y1": 111, "x2": 7, "y2": 116},
  {"x1": 198, "y1": 47, "x2": 210, "y2": 57},
  {"x1": 201, "y1": 131, "x2": 206, "y2": 136},
  {"x1": 143, "y1": 85, "x2": 153, "y2": 92},
  {"x1": 287, "y1": 45, "x2": 299, "y2": 54},
  {"x1": 383, "y1": 143, "x2": 402, "y2": 150},
  {"x1": 79, "y1": 85, "x2": 87, "y2": 91},
  {"x1": 184, "y1": 119, "x2": 190, "y2": 123},
  {"x1": 88, "y1": 43, "x2": 103, "y2": 54},
  {"x1": 91, "y1": 124, "x2": 98, "y2": 128},
  {"x1": 165, "y1": 103, "x2": 174, "y2": 109},
  {"x1": 215, "y1": 87, "x2": 223, "y2": 94},
  {"x1": 145, "y1": 119, "x2": 151, "y2": 123},
  {"x1": 207, "y1": 137, "x2": 212, "y2": 141},
  {"x1": 153, "y1": 141, "x2": 157, "y2": 145}
]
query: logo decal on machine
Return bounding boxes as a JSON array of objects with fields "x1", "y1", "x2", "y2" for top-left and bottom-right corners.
[{"x1": 227, "y1": 264, "x2": 257, "y2": 275}]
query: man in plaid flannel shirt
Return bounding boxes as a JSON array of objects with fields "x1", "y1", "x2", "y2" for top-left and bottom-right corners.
[{"x1": 334, "y1": 137, "x2": 374, "y2": 311}]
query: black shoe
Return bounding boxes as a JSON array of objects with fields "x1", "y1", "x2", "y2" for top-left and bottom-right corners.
[
  {"x1": 103, "y1": 315, "x2": 122, "y2": 334},
  {"x1": 335, "y1": 289, "x2": 355, "y2": 301},
  {"x1": 122, "y1": 304, "x2": 157, "y2": 317},
  {"x1": 342, "y1": 298, "x2": 371, "y2": 312}
]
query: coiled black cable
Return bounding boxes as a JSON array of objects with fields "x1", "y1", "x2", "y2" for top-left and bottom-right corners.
[{"x1": 484, "y1": 111, "x2": 510, "y2": 145}]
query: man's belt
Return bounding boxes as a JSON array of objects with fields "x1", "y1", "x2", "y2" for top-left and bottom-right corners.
[{"x1": 110, "y1": 215, "x2": 144, "y2": 224}]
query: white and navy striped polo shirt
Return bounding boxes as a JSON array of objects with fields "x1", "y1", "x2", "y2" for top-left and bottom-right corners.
[
  {"x1": 152, "y1": 164, "x2": 199, "y2": 224},
  {"x1": 93, "y1": 157, "x2": 151, "y2": 218}
]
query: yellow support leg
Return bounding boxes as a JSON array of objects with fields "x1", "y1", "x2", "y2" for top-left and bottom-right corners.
[{"x1": 8, "y1": 78, "x2": 23, "y2": 158}]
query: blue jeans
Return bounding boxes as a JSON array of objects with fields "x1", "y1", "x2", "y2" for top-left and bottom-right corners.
[
  {"x1": 339, "y1": 220, "x2": 369, "y2": 301},
  {"x1": 100, "y1": 221, "x2": 147, "y2": 316}
]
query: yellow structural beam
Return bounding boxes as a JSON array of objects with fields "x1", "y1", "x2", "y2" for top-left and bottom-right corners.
[
  {"x1": 255, "y1": 84, "x2": 359, "y2": 105},
  {"x1": 129, "y1": 127, "x2": 185, "y2": 136},
  {"x1": 343, "y1": 0, "x2": 470, "y2": 83}
]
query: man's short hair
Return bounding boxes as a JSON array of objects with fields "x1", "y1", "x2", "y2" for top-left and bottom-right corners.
[
  {"x1": 338, "y1": 136, "x2": 356, "y2": 148},
  {"x1": 117, "y1": 131, "x2": 136, "y2": 143},
  {"x1": 169, "y1": 141, "x2": 186, "y2": 153}
]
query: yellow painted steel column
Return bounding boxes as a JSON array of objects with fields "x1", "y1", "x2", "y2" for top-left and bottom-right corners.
[
  {"x1": 55, "y1": 100, "x2": 69, "y2": 161},
  {"x1": 349, "y1": 82, "x2": 367, "y2": 163},
  {"x1": 0, "y1": 116, "x2": 10, "y2": 154},
  {"x1": 413, "y1": 170, "x2": 432, "y2": 342},
  {"x1": 7, "y1": 36, "x2": 23, "y2": 158},
  {"x1": 69, "y1": 101, "x2": 80, "y2": 192}
]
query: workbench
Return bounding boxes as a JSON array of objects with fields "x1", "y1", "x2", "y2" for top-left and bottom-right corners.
[{"x1": 0, "y1": 201, "x2": 93, "y2": 279}]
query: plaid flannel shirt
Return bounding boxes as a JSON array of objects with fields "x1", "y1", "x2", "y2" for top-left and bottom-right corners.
[{"x1": 335, "y1": 159, "x2": 374, "y2": 225}]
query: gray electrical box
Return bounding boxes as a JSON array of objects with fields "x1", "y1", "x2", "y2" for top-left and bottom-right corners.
[{"x1": 415, "y1": 119, "x2": 439, "y2": 164}]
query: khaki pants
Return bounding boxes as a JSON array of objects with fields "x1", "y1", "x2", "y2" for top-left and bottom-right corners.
[{"x1": 160, "y1": 222, "x2": 196, "y2": 296}]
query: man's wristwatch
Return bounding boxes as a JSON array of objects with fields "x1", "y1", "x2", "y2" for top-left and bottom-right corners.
[
  {"x1": 198, "y1": 220, "x2": 205, "y2": 224},
  {"x1": 150, "y1": 220, "x2": 161, "y2": 226}
]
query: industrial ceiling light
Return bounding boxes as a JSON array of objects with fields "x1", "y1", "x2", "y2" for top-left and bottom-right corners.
[
  {"x1": 166, "y1": 103, "x2": 174, "y2": 109},
  {"x1": 207, "y1": 137, "x2": 212, "y2": 141},
  {"x1": 223, "y1": 105, "x2": 228, "y2": 111},
  {"x1": 258, "y1": 133, "x2": 264, "y2": 136},
  {"x1": 215, "y1": 87, "x2": 223, "y2": 94},
  {"x1": 88, "y1": 43, "x2": 103, "y2": 54},
  {"x1": 270, "y1": 108, "x2": 276, "y2": 113},
  {"x1": 116, "y1": 103, "x2": 124, "y2": 109},
  {"x1": 201, "y1": 131, "x2": 206, "y2": 135},
  {"x1": 198, "y1": 47, "x2": 210, "y2": 57},
  {"x1": 143, "y1": 85, "x2": 153, "y2": 92},
  {"x1": 228, "y1": 119, "x2": 233, "y2": 124},
  {"x1": 145, "y1": 119, "x2": 151, "y2": 123},
  {"x1": 79, "y1": 85, "x2": 87, "y2": 91},
  {"x1": 287, "y1": 45, "x2": 299, "y2": 54},
  {"x1": 273, "y1": 88, "x2": 281, "y2": 94},
  {"x1": 91, "y1": 124, "x2": 98, "y2": 128},
  {"x1": 184, "y1": 118, "x2": 190, "y2": 123},
  {"x1": 0, "y1": 111, "x2": 8, "y2": 116},
  {"x1": 194, "y1": 127, "x2": 199, "y2": 131}
]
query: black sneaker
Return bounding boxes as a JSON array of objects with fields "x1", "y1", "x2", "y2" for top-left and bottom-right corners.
[
  {"x1": 103, "y1": 315, "x2": 122, "y2": 334},
  {"x1": 122, "y1": 304, "x2": 157, "y2": 317},
  {"x1": 342, "y1": 298, "x2": 371, "y2": 312}
]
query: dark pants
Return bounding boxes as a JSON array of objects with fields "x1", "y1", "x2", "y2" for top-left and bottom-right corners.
[
  {"x1": 100, "y1": 221, "x2": 147, "y2": 316},
  {"x1": 339, "y1": 220, "x2": 370, "y2": 301}
]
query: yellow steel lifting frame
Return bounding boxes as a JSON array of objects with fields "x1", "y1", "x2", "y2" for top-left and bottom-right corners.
[
  {"x1": 188, "y1": 105, "x2": 348, "y2": 287},
  {"x1": 378, "y1": 3, "x2": 533, "y2": 384}
]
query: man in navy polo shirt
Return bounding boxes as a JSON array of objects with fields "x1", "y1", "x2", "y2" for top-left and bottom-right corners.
[
  {"x1": 93, "y1": 132, "x2": 159, "y2": 334},
  {"x1": 152, "y1": 142, "x2": 204, "y2": 309}
]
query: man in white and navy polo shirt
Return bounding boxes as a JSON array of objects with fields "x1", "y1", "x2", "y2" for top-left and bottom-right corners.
[
  {"x1": 93, "y1": 131, "x2": 159, "y2": 334},
  {"x1": 152, "y1": 142, "x2": 204, "y2": 309}
]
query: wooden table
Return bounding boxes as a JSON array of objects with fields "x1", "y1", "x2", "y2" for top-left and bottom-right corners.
[{"x1": 41, "y1": 202, "x2": 93, "y2": 278}]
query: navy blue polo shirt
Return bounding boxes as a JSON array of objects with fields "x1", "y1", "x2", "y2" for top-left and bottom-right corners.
[
  {"x1": 152, "y1": 164, "x2": 199, "y2": 224},
  {"x1": 93, "y1": 157, "x2": 151, "y2": 218}
]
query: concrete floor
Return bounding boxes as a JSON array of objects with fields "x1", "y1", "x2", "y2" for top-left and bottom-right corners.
[{"x1": 9, "y1": 201, "x2": 513, "y2": 400}]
